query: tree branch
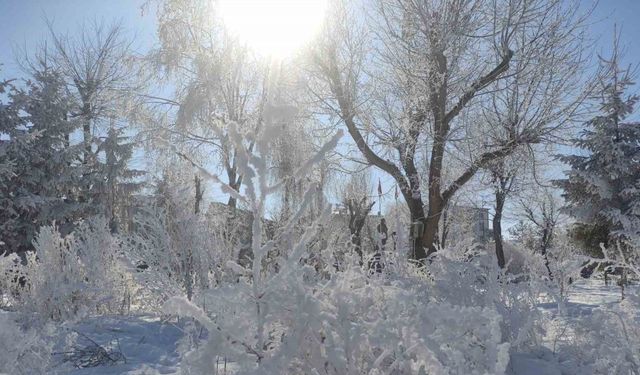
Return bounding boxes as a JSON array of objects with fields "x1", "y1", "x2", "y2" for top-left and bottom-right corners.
[
  {"x1": 444, "y1": 49, "x2": 514, "y2": 124},
  {"x1": 442, "y1": 138, "x2": 521, "y2": 202},
  {"x1": 319, "y1": 48, "x2": 413, "y2": 201}
]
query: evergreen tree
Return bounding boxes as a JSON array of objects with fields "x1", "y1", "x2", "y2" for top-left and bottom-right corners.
[
  {"x1": 0, "y1": 66, "x2": 87, "y2": 253},
  {"x1": 556, "y1": 46, "x2": 640, "y2": 251},
  {"x1": 94, "y1": 124, "x2": 145, "y2": 233},
  {"x1": 0, "y1": 76, "x2": 27, "y2": 253}
]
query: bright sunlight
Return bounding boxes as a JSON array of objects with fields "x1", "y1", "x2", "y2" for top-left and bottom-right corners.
[{"x1": 217, "y1": 0, "x2": 327, "y2": 58}]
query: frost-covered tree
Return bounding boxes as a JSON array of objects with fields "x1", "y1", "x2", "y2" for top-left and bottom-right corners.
[
  {"x1": 143, "y1": 0, "x2": 267, "y2": 209},
  {"x1": 520, "y1": 190, "x2": 561, "y2": 279},
  {"x1": 0, "y1": 65, "x2": 87, "y2": 254},
  {"x1": 0, "y1": 76, "x2": 25, "y2": 253},
  {"x1": 36, "y1": 20, "x2": 139, "y2": 168},
  {"x1": 94, "y1": 123, "x2": 145, "y2": 233},
  {"x1": 556, "y1": 41, "x2": 640, "y2": 257},
  {"x1": 23, "y1": 20, "x2": 145, "y2": 221},
  {"x1": 313, "y1": 0, "x2": 589, "y2": 260}
]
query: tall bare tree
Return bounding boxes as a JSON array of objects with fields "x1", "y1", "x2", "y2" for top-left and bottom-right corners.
[
  {"x1": 312, "y1": 0, "x2": 589, "y2": 261},
  {"x1": 38, "y1": 20, "x2": 138, "y2": 165}
]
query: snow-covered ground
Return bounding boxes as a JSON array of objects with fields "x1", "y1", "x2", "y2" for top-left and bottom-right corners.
[
  {"x1": 537, "y1": 276, "x2": 637, "y2": 315},
  {"x1": 509, "y1": 277, "x2": 639, "y2": 375},
  {"x1": 45, "y1": 315, "x2": 183, "y2": 375},
  {"x1": 2, "y1": 277, "x2": 635, "y2": 374}
]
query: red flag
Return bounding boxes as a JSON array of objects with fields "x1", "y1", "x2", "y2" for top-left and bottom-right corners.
[{"x1": 378, "y1": 178, "x2": 382, "y2": 196}]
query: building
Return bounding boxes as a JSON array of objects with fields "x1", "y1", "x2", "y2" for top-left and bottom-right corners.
[{"x1": 444, "y1": 205, "x2": 490, "y2": 245}]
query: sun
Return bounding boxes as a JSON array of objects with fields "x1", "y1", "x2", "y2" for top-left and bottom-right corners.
[{"x1": 217, "y1": 0, "x2": 327, "y2": 58}]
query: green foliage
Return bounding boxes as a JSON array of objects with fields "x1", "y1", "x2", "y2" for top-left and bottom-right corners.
[{"x1": 568, "y1": 222, "x2": 609, "y2": 258}]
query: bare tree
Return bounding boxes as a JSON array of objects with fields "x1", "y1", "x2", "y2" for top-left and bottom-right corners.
[
  {"x1": 36, "y1": 20, "x2": 139, "y2": 165},
  {"x1": 489, "y1": 160, "x2": 517, "y2": 269},
  {"x1": 312, "y1": 0, "x2": 589, "y2": 261},
  {"x1": 345, "y1": 197, "x2": 375, "y2": 265},
  {"x1": 521, "y1": 189, "x2": 560, "y2": 279},
  {"x1": 143, "y1": 0, "x2": 268, "y2": 209}
]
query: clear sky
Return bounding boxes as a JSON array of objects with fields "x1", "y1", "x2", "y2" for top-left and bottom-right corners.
[
  {"x1": 1, "y1": 1, "x2": 639, "y2": 76},
  {"x1": 1, "y1": 0, "x2": 640, "y2": 211},
  {"x1": 587, "y1": 0, "x2": 640, "y2": 70},
  {"x1": 0, "y1": 0, "x2": 156, "y2": 77}
]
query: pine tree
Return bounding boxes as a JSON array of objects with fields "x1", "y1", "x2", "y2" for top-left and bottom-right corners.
[
  {"x1": 0, "y1": 76, "x2": 27, "y2": 253},
  {"x1": 0, "y1": 66, "x2": 87, "y2": 253},
  {"x1": 556, "y1": 45, "x2": 640, "y2": 251},
  {"x1": 94, "y1": 123, "x2": 145, "y2": 233}
]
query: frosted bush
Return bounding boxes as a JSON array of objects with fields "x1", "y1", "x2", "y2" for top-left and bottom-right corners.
[
  {"x1": 428, "y1": 248, "x2": 543, "y2": 352},
  {"x1": 126, "y1": 203, "x2": 204, "y2": 306},
  {"x1": 554, "y1": 296, "x2": 640, "y2": 374},
  {"x1": 0, "y1": 313, "x2": 52, "y2": 374},
  {"x1": 551, "y1": 240, "x2": 640, "y2": 374},
  {"x1": 160, "y1": 120, "x2": 517, "y2": 374},
  {"x1": 24, "y1": 217, "x2": 129, "y2": 321},
  {"x1": 125, "y1": 193, "x2": 231, "y2": 308},
  {"x1": 0, "y1": 252, "x2": 27, "y2": 308},
  {"x1": 166, "y1": 265, "x2": 512, "y2": 375}
]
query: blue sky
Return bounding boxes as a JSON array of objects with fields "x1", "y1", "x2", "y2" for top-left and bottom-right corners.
[
  {"x1": 1, "y1": 0, "x2": 640, "y2": 211},
  {"x1": 2, "y1": 1, "x2": 639, "y2": 77},
  {"x1": 0, "y1": 0, "x2": 155, "y2": 76}
]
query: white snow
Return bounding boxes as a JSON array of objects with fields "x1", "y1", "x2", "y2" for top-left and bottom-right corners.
[
  {"x1": 48, "y1": 315, "x2": 183, "y2": 375},
  {"x1": 0, "y1": 277, "x2": 621, "y2": 374}
]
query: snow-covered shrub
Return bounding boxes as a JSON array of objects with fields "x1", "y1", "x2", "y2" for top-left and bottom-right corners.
[
  {"x1": 124, "y1": 180, "x2": 235, "y2": 308},
  {"x1": 548, "y1": 233, "x2": 640, "y2": 373},
  {"x1": 125, "y1": 203, "x2": 214, "y2": 307},
  {"x1": 555, "y1": 296, "x2": 640, "y2": 374},
  {"x1": 0, "y1": 252, "x2": 28, "y2": 308},
  {"x1": 24, "y1": 217, "x2": 129, "y2": 321},
  {"x1": 532, "y1": 233, "x2": 586, "y2": 313},
  {"x1": 167, "y1": 265, "x2": 512, "y2": 375},
  {"x1": 428, "y1": 248, "x2": 543, "y2": 353},
  {"x1": 161, "y1": 121, "x2": 517, "y2": 374},
  {"x1": 0, "y1": 313, "x2": 52, "y2": 374}
]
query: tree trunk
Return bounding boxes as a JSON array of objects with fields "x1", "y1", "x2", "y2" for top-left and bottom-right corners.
[
  {"x1": 421, "y1": 107, "x2": 447, "y2": 257},
  {"x1": 422, "y1": 191, "x2": 444, "y2": 257},
  {"x1": 493, "y1": 190, "x2": 506, "y2": 269},
  {"x1": 194, "y1": 175, "x2": 203, "y2": 214},
  {"x1": 440, "y1": 206, "x2": 449, "y2": 249},
  {"x1": 80, "y1": 98, "x2": 93, "y2": 165},
  {"x1": 541, "y1": 227, "x2": 553, "y2": 280},
  {"x1": 404, "y1": 196, "x2": 428, "y2": 260},
  {"x1": 422, "y1": 213, "x2": 440, "y2": 257},
  {"x1": 226, "y1": 167, "x2": 241, "y2": 209},
  {"x1": 347, "y1": 198, "x2": 374, "y2": 266},
  {"x1": 227, "y1": 195, "x2": 237, "y2": 209}
]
